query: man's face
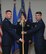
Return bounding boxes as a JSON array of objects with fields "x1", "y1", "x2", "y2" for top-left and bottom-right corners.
[
  {"x1": 35, "y1": 14, "x2": 42, "y2": 21},
  {"x1": 5, "y1": 12, "x2": 12, "y2": 19}
]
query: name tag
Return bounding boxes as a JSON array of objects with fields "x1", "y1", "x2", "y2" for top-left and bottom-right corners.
[
  {"x1": 35, "y1": 25, "x2": 37, "y2": 27},
  {"x1": 27, "y1": 25, "x2": 30, "y2": 27}
]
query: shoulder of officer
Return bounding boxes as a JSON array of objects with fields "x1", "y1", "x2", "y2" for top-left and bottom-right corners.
[
  {"x1": 3, "y1": 18, "x2": 10, "y2": 24},
  {"x1": 4, "y1": 18, "x2": 8, "y2": 21}
]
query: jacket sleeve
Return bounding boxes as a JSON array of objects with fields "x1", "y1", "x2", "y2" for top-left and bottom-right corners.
[
  {"x1": 27, "y1": 22, "x2": 43, "y2": 34},
  {"x1": 16, "y1": 22, "x2": 21, "y2": 35},
  {"x1": 10, "y1": 24, "x2": 17, "y2": 29}
]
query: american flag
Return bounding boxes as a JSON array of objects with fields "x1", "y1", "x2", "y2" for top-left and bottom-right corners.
[{"x1": 0, "y1": 4, "x2": 3, "y2": 54}]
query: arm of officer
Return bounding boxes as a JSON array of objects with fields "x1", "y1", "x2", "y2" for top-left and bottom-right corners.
[
  {"x1": 2, "y1": 20, "x2": 20, "y2": 40},
  {"x1": 27, "y1": 22, "x2": 43, "y2": 34},
  {"x1": 2, "y1": 20, "x2": 23, "y2": 42}
]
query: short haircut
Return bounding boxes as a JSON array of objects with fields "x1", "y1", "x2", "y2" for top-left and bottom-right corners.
[
  {"x1": 5, "y1": 10, "x2": 12, "y2": 13},
  {"x1": 35, "y1": 11, "x2": 42, "y2": 16}
]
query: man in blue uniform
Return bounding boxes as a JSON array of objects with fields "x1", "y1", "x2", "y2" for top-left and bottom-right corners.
[
  {"x1": 16, "y1": 12, "x2": 32, "y2": 54},
  {"x1": 2, "y1": 10, "x2": 23, "y2": 54},
  {"x1": 27, "y1": 11, "x2": 45, "y2": 54}
]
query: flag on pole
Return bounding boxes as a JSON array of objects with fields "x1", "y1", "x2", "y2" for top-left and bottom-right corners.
[
  {"x1": 27, "y1": 1, "x2": 34, "y2": 42},
  {"x1": 21, "y1": 0, "x2": 25, "y2": 12},
  {"x1": 18, "y1": 0, "x2": 26, "y2": 19},
  {"x1": 28, "y1": 1, "x2": 33, "y2": 22},
  {"x1": 13, "y1": 0, "x2": 18, "y2": 25},
  {"x1": 0, "y1": 3, "x2": 3, "y2": 54},
  {"x1": 21, "y1": 0, "x2": 26, "y2": 15},
  {"x1": 12, "y1": 0, "x2": 19, "y2": 54},
  {"x1": 18, "y1": 9, "x2": 21, "y2": 19}
]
